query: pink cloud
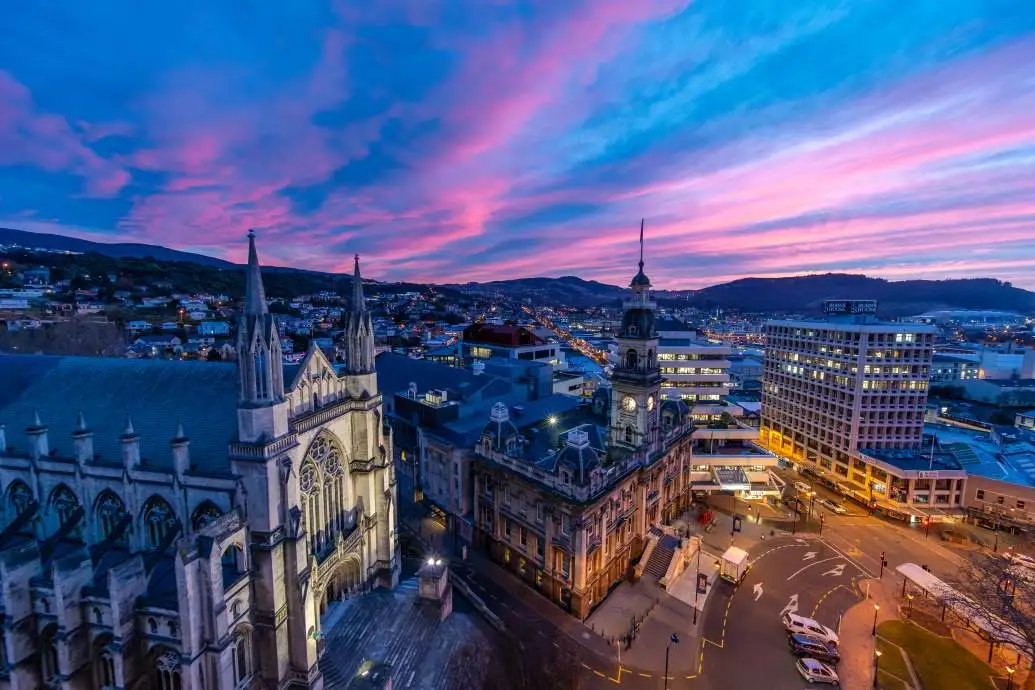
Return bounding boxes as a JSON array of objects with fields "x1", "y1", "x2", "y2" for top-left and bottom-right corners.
[{"x1": 0, "y1": 71, "x2": 129, "y2": 197}]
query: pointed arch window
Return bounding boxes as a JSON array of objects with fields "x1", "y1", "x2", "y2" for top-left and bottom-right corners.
[
  {"x1": 190, "y1": 501, "x2": 223, "y2": 531},
  {"x1": 231, "y1": 628, "x2": 252, "y2": 687},
  {"x1": 94, "y1": 490, "x2": 127, "y2": 544},
  {"x1": 625, "y1": 350, "x2": 638, "y2": 369},
  {"x1": 302, "y1": 434, "x2": 348, "y2": 554},
  {"x1": 7, "y1": 480, "x2": 33, "y2": 516},
  {"x1": 48, "y1": 484, "x2": 82, "y2": 539},
  {"x1": 625, "y1": 426, "x2": 634, "y2": 444},
  {"x1": 154, "y1": 649, "x2": 181, "y2": 690},
  {"x1": 94, "y1": 639, "x2": 116, "y2": 690},
  {"x1": 142, "y1": 496, "x2": 178, "y2": 551}
]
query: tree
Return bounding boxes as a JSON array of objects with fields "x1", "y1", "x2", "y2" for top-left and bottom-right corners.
[
  {"x1": 948, "y1": 549, "x2": 1035, "y2": 688},
  {"x1": 447, "y1": 629, "x2": 585, "y2": 690},
  {"x1": 0, "y1": 318, "x2": 125, "y2": 357}
]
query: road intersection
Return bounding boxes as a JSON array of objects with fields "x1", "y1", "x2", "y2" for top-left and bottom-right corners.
[{"x1": 697, "y1": 535, "x2": 866, "y2": 690}]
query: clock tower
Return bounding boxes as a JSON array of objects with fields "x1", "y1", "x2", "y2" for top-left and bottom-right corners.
[{"x1": 609, "y1": 220, "x2": 662, "y2": 455}]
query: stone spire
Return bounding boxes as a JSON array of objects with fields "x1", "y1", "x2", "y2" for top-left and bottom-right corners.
[
  {"x1": 343, "y1": 254, "x2": 376, "y2": 376},
  {"x1": 237, "y1": 231, "x2": 285, "y2": 407},
  {"x1": 72, "y1": 411, "x2": 94, "y2": 464},
  {"x1": 171, "y1": 419, "x2": 191, "y2": 476},
  {"x1": 245, "y1": 230, "x2": 269, "y2": 316},
  {"x1": 121, "y1": 415, "x2": 140, "y2": 469},
  {"x1": 351, "y1": 253, "x2": 365, "y2": 313},
  {"x1": 26, "y1": 408, "x2": 49, "y2": 460}
]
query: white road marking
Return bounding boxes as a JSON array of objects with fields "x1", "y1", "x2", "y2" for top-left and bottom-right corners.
[
  {"x1": 786, "y1": 556, "x2": 843, "y2": 581},
  {"x1": 821, "y1": 563, "x2": 846, "y2": 577},
  {"x1": 817, "y1": 536, "x2": 878, "y2": 578},
  {"x1": 802, "y1": 551, "x2": 818, "y2": 561},
  {"x1": 753, "y1": 582, "x2": 764, "y2": 601},
  {"x1": 780, "y1": 593, "x2": 799, "y2": 617}
]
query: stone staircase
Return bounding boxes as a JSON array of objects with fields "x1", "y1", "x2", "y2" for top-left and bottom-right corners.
[{"x1": 643, "y1": 535, "x2": 680, "y2": 581}]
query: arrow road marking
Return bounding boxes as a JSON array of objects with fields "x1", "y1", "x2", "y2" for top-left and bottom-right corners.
[
  {"x1": 780, "y1": 594, "x2": 799, "y2": 617},
  {"x1": 753, "y1": 582, "x2": 764, "y2": 601},
  {"x1": 822, "y1": 563, "x2": 846, "y2": 577},
  {"x1": 795, "y1": 539, "x2": 807, "y2": 545},
  {"x1": 802, "y1": 551, "x2": 818, "y2": 561},
  {"x1": 787, "y1": 556, "x2": 843, "y2": 581}
]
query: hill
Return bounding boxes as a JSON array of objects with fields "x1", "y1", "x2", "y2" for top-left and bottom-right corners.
[
  {"x1": 0, "y1": 227, "x2": 236, "y2": 268},
  {"x1": 684, "y1": 273, "x2": 1035, "y2": 316},
  {"x1": 2, "y1": 228, "x2": 1032, "y2": 314}
]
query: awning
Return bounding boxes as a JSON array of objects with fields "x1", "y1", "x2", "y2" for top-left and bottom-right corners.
[{"x1": 896, "y1": 563, "x2": 1030, "y2": 655}]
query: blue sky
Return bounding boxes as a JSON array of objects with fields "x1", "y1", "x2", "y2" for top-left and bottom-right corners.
[{"x1": 2, "y1": 1, "x2": 1035, "y2": 288}]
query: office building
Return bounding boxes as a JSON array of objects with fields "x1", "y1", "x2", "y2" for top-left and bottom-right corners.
[{"x1": 761, "y1": 300, "x2": 939, "y2": 515}]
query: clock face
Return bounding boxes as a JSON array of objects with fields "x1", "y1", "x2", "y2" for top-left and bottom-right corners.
[
  {"x1": 622, "y1": 396, "x2": 637, "y2": 412},
  {"x1": 647, "y1": 395, "x2": 655, "y2": 411}
]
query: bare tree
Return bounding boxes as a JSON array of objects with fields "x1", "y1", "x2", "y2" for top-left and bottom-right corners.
[
  {"x1": 448, "y1": 631, "x2": 585, "y2": 690},
  {"x1": 948, "y1": 550, "x2": 1034, "y2": 688}
]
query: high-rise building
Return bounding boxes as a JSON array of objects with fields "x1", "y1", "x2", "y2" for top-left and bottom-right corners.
[{"x1": 761, "y1": 300, "x2": 945, "y2": 513}]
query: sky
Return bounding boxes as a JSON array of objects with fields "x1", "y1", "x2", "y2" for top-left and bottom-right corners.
[{"x1": 2, "y1": 1, "x2": 1035, "y2": 290}]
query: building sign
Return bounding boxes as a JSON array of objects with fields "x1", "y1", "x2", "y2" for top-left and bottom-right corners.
[
  {"x1": 917, "y1": 471, "x2": 940, "y2": 479},
  {"x1": 823, "y1": 299, "x2": 878, "y2": 315}
]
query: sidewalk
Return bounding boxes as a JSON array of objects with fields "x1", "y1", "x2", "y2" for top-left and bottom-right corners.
[{"x1": 837, "y1": 578, "x2": 898, "y2": 690}]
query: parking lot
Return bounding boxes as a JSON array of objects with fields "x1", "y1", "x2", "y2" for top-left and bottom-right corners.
[{"x1": 698, "y1": 535, "x2": 865, "y2": 689}]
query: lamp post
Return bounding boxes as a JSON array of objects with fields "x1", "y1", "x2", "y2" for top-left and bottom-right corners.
[
  {"x1": 872, "y1": 604, "x2": 880, "y2": 636},
  {"x1": 808, "y1": 491, "x2": 816, "y2": 521},
  {"x1": 791, "y1": 500, "x2": 799, "y2": 535},
  {"x1": 873, "y1": 649, "x2": 883, "y2": 689},
  {"x1": 1007, "y1": 665, "x2": 1015, "y2": 690},
  {"x1": 906, "y1": 594, "x2": 914, "y2": 618},
  {"x1": 664, "y1": 633, "x2": 679, "y2": 690},
  {"x1": 693, "y1": 540, "x2": 703, "y2": 625}
]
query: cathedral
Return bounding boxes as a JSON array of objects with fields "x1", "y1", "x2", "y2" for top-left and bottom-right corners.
[{"x1": 0, "y1": 233, "x2": 399, "y2": 690}]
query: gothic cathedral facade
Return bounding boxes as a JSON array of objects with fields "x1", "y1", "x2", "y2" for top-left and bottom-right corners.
[{"x1": 0, "y1": 233, "x2": 399, "y2": 690}]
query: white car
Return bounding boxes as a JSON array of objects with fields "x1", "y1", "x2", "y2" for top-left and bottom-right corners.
[
  {"x1": 819, "y1": 498, "x2": 848, "y2": 515},
  {"x1": 797, "y1": 658, "x2": 839, "y2": 685},
  {"x1": 783, "y1": 613, "x2": 840, "y2": 646}
]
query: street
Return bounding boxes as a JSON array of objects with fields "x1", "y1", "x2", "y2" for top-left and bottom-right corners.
[{"x1": 698, "y1": 535, "x2": 865, "y2": 690}]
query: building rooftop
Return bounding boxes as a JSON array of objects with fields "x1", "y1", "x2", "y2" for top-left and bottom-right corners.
[
  {"x1": 971, "y1": 379, "x2": 1035, "y2": 389},
  {"x1": 0, "y1": 354, "x2": 238, "y2": 475},
  {"x1": 925, "y1": 424, "x2": 1035, "y2": 487},
  {"x1": 375, "y1": 352, "x2": 514, "y2": 402}
]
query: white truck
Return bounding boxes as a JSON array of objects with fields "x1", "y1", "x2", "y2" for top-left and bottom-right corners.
[{"x1": 720, "y1": 546, "x2": 750, "y2": 584}]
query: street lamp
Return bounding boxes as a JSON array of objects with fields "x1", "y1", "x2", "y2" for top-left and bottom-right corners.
[
  {"x1": 808, "y1": 491, "x2": 816, "y2": 521},
  {"x1": 1007, "y1": 665, "x2": 1016, "y2": 690},
  {"x1": 872, "y1": 604, "x2": 880, "y2": 636},
  {"x1": 906, "y1": 594, "x2": 914, "y2": 618},
  {"x1": 873, "y1": 649, "x2": 883, "y2": 689},
  {"x1": 664, "y1": 633, "x2": 679, "y2": 690},
  {"x1": 693, "y1": 541, "x2": 703, "y2": 625}
]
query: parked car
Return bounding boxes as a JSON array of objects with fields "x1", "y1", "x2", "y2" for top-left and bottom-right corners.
[
  {"x1": 796, "y1": 658, "x2": 840, "y2": 685},
  {"x1": 818, "y1": 498, "x2": 848, "y2": 515},
  {"x1": 788, "y1": 634, "x2": 841, "y2": 663},
  {"x1": 783, "y1": 613, "x2": 840, "y2": 646}
]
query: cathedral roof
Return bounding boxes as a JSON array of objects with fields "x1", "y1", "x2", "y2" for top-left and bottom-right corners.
[{"x1": 0, "y1": 355, "x2": 239, "y2": 475}]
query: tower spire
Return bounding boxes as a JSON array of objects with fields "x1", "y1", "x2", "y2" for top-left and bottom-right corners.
[
  {"x1": 245, "y1": 230, "x2": 268, "y2": 315},
  {"x1": 639, "y1": 218, "x2": 645, "y2": 272},
  {"x1": 352, "y1": 254, "x2": 366, "y2": 313}
]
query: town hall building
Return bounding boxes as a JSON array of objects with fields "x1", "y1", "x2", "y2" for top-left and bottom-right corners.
[{"x1": 0, "y1": 234, "x2": 399, "y2": 690}]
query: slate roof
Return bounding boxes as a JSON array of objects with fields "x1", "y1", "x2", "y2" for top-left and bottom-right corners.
[
  {"x1": 0, "y1": 355, "x2": 239, "y2": 474},
  {"x1": 375, "y1": 353, "x2": 513, "y2": 402}
]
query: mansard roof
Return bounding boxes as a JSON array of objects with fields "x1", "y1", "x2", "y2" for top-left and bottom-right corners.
[{"x1": 0, "y1": 354, "x2": 238, "y2": 474}]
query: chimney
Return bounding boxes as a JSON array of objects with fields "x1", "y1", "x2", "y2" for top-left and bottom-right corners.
[
  {"x1": 72, "y1": 411, "x2": 94, "y2": 465},
  {"x1": 26, "y1": 408, "x2": 49, "y2": 460},
  {"x1": 171, "y1": 420, "x2": 190, "y2": 476},
  {"x1": 121, "y1": 416, "x2": 141, "y2": 469}
]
